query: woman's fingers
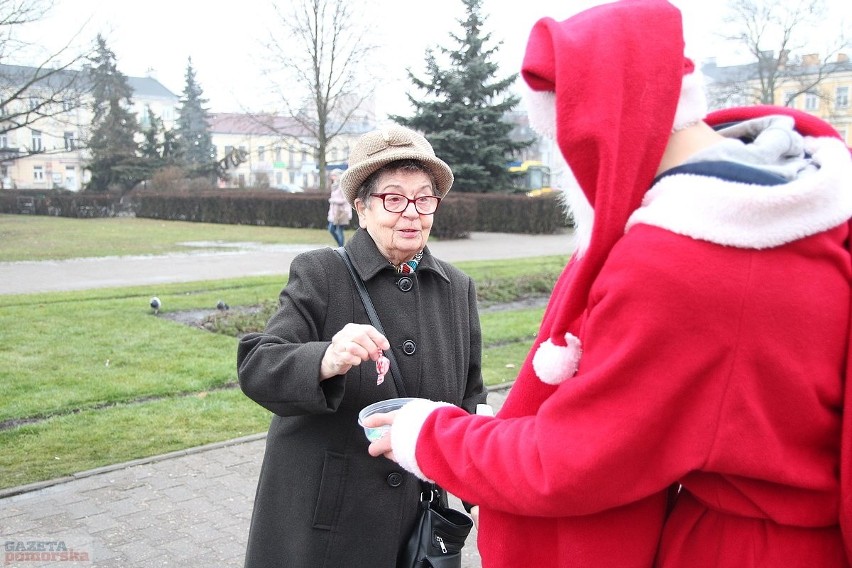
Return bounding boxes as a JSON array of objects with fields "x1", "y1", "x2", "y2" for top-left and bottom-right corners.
[
  {"x1": 335, "y1": 324, "x2": 390, "y2": 360},
  {"x1": 320, "y1": 324, "x2": 390, "y2": 380}
]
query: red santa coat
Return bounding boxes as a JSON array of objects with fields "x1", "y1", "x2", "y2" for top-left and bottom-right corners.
[{"x1": 389, "y1": 136, "x2": 852, "y2": 567}]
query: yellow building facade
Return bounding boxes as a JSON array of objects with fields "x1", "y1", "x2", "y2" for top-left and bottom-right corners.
[{"x1": 702, "y1": 53, "x2": 852, "y2": 146}]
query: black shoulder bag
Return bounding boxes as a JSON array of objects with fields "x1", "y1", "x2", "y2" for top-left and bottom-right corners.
[{"x1": 335, "y1": 247, "x2": 473, "y2": 568}]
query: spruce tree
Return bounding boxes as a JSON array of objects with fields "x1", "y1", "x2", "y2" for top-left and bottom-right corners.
[
  {"x1": 391, "y1": 0, "x2": 529, "y2": 193},
  {"x1": 175, "y1": 58, "x2": 215, "y2": 180},
  {"x1": 85, "y1": 34, "x2": 145, "y2": 192},
  {"x1": 140, "y1": 106, "x2": 177, "y2": 169}
]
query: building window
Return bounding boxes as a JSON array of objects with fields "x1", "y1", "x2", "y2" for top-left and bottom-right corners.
[
  {"x1": 64, "y1": 132, "x2": 76, "y2": 151},
  {"x1": 28, "y1": 97, "x2": 39, "y2": 110},
  {"x1": 31, "y1": 130, "x2": 42, "y2": 152},
  {"x1": 62, "y1": 99, "x2": 74, "y2": 112},
  {"x1": 0, "y1": 134, "x2": 7, "y2": 148},
  {"x1": 140, "y1": 106, "x2": 150, "y2": 127},
  {"x1": 258, "y1": 145, "x2": 265, "y2": 161},
  {"x1": 275, "y1": 172, "x2": 283, "y2": 185},
  {"x1": 275, "y1": 147, "x2": 282, "y2": 162},
  {"x1": 836, "y1": 86, "x2": 849, "y2": 109},
  {"x1": 289, "y1": 147, "x2": 296, "y2": 165},
  {"x1": 33, "y1": 165, "x2": 44, "y2": 181},
  {"x1": 804, "y1": 92, "x2": 819, "y2": 111}
]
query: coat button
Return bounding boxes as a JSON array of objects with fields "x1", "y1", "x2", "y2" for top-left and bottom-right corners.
[
  {"x1": 402, "y1": 340, "x2": 416, "y2": 355},
  {"x1": 387, "y1": 472, "x2": 403, "y2": 487},
  {"x1": 397, "y1": 277, "x2": 413, "y2": 292}
]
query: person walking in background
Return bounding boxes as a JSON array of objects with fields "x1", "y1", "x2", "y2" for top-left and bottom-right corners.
[
  {"x1": 327, "y1": 168, "x2": 351, "y2": 247},
  {"x1": 365, "y1": 1, "x2": 852, "y2": 567},
  {"x1": 237, "y1": 125, "x2": 486, "y2": 568}
]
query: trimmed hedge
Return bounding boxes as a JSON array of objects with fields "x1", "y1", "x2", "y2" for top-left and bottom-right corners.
[
  {"x1": 132, "y1": 190, "x2": 329, "y2": 228},
  {"x1": 1, "y1": 188, "x2": 574, "y2": 237},
  {"x1": 0, "y1": 189, "x2": 125, "y2": 218}
]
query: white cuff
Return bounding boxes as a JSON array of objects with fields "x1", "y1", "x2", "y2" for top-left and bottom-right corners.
[{"x1": 391, "y1": 399, "x2": 452, "y2": 482}]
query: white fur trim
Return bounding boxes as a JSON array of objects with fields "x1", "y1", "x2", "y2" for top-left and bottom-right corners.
[
  {"x1": 673, "y1": 71, "x2": 708, "y2": 132},
  {"x1": 523, "y1": 87, "x2": 557, "y2": 139},
  {"x1": 390, "y1": 399, "x2": 453, "y2": 482},
  {"x1": 626, "y1": 137, "x2": 852, "y2": 248},
  {"x1": 533, "y1": 332, "x2": 583, "y2": 385},
  {"x1": 561, "y1": 175, "x2": 594, "y2": 258},
  {"x1": 523, "y1": 87, "x2": 594, "y2": 257}
]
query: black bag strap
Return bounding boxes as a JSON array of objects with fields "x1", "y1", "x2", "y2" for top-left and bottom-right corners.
[{"x1": 335, "y1": 247, "x2": 408, "y2": 398}]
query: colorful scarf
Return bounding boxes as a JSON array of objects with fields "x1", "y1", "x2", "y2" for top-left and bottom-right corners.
[{"x1": 396, "y1": 251, "x2": 423, "y2": 274}]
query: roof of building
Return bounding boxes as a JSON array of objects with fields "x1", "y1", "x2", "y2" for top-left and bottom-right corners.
[
  {"x1": 0, "y1": 63, "x2": 177, "y2": 100},
  {"x1": 209, "y1": 113, "x2": 305, "y2": 136},
  {"x1": 127, "y1": 76, "x2": 178, "y2": 100},
  {"x1": 702, "y1": 54, "x2": 852, "y2": 84}
]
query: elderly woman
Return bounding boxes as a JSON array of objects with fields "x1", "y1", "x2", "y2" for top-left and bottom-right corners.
[{"x1": 237, "y1": 124, "x2": 486, "y2": 568}]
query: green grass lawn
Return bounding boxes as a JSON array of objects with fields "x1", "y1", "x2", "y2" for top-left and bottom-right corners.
[
  {"x1": 0, "y1": 214, "x2": 331, "y2": 261},
  {"x1": 0, "y1": 215, "x2": 567, "y2": 489}
]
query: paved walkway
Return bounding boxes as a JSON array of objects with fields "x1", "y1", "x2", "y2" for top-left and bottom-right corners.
[
  {"x1": 0, "y1": 232, "x2": 569, "y2": 567},
  {"x1": 0, "y1": 231, "x2": 572, "y2": 295}
]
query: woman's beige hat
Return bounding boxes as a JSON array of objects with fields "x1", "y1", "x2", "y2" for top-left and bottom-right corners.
[{"x1": 339, "y1": 125, "x2": 454, "y2": 206}]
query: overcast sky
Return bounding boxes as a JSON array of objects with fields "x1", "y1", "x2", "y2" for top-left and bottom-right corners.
[{"x1": 15, "y1": 0, "x2": 851, "y2": 119}]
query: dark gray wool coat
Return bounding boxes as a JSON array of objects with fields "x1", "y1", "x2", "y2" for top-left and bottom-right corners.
[{"x1": 237, "y1": 228, "x2": 486, "y2": 568}]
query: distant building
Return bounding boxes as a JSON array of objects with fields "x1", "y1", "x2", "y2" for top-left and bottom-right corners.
[
  {"x1": 0, "y1": 64, "x2": 179, "y2": 191},
  {"x1": 702, "y1": 52, "x2": 852, "y2": 145},
  {"x1": 209, "y1": 112, "x2": 375, "y2": 190}
]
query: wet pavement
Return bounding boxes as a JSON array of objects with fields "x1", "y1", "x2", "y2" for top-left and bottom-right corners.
[{"x1": 0, "y1": 231, "x2": 572, "y2": 295}]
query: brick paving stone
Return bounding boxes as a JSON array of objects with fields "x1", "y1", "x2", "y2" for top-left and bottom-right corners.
[{"x1": 65, "y1": 498, "x2": 103, "y2": 520}]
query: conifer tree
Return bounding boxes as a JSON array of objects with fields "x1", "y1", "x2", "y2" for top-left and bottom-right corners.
[
  {"x1": 391, "y1": 0, "x2": 529, "y2": 193},
  {"x1": 140, "y1": 106, "x2": 177, "y2": 169},
  {"x1": 175, "y1": 58, "x2": 215, "y2": 180},
  {"x1": 85, "y1": 34, "x2": 145, "y2": 192}
]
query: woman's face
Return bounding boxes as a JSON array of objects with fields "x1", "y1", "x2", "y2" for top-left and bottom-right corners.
[{"x1": 355, "y1": 169, "x2": 435, "y2": 266}]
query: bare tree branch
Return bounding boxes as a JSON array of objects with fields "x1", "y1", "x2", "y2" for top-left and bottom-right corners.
[
  {"x1": 710, "y1": 0, "x2": 850, "y2": 107},
  {"x1": 262, "y1": 0, "x2": 376, "y2": 190},
  {"x1": 0, "y1": 0, "x2": 94, "y2": 159}
]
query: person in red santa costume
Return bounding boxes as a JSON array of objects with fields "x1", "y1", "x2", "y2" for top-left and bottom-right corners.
[{"x1": 365, "y1": 0, "x2": 852, "y2": 566}]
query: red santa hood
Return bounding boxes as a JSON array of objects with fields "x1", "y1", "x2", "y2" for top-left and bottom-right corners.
[{"x1": 521, "y1": 0, "x2": 707, "y2": 384}]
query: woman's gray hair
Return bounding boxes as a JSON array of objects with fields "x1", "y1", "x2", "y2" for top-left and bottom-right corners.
[{"x1": 356, "y1": 159, "x2": 439, "y2": 207}]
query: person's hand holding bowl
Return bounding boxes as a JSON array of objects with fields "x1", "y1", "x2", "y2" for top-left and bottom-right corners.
[{"x1": 364, "y1": 410, "x2": 398, "y2": 462}]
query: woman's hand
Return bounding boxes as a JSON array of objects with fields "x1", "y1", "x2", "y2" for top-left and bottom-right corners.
[
  {"x1": 320, "y1": 323, "x2": 390, "y2": 380},
  {"x1": 365, "y1": 411, "x2": 398, "y2": 462}
]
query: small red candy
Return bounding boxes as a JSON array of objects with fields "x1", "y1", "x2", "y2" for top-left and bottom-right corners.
[{"x1": 375, "y1": 351, "x2": 390, "y2": 385}]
